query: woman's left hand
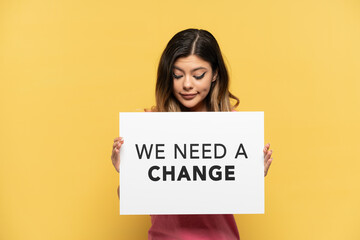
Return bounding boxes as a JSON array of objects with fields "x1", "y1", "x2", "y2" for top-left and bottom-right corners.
[{"x1": 263, "y1": 143, "x2": 273, "y2": 177}]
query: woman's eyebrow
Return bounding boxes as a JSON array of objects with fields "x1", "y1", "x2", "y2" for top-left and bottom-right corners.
[
  {"x1": 192, "y1": 67, "x2": 207, "y2": 72},
  {"x1": 173, "y1": 66, "x2": 207, "y2": 72}
]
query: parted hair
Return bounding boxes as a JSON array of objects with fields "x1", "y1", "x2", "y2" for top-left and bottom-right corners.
[{"x1": 150, "y1": 28, "x2": 239, "y2": 112}]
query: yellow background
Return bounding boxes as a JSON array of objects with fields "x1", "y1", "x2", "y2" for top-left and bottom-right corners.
[{"x1": 1, "y1": 0, "x2": 359, "y2": 239}]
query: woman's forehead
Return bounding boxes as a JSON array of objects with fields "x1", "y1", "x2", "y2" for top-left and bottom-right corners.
[{"x1": 173, "y1": 55, "x2": 211, "y2": 71}]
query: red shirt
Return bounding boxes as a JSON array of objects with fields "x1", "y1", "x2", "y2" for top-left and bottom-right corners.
[{"x1": 148, "y1": 214, "x2": 240, "y2": 240}]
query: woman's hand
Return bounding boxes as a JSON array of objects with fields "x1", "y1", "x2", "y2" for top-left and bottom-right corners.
[
  {"x1": 112, "y1": 137, "x2": 123, "y2": 199},
  {"x1": 111, "y1": 137, "x2": 124, "y2": 173},
  {"x1": 263, "y1": 143, "x2": 273, "y2": 177}
]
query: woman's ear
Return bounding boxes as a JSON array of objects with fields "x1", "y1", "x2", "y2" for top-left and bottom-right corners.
[{"x1": 212, "y1": 70, "x2": 218, "y2": 82}]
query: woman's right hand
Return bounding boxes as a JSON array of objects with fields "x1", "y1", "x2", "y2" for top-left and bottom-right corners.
[{"x1": 111, "y1": 137, "x2": 124, "y2": 173}]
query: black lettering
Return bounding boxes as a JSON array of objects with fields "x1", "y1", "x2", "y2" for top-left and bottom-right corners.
[
  {"x1": 148, "y1": 166, "x2": 160, "y2": 181},
  {"x1": 174, "y1": 144, "x2": 186, "y2": 159},
  {"x1": 135, "y1": 144, "x2": 153, "y2": 159},
  {"x1": 163, "y1": 166, "x2": 175, "y2": 181},
  {"x1": 155, "y1": 144, "x2": 165, "y2": 159},
  {"x1": 209, "y1": 165, "x2": 222, "y2": 181},
  {"x1": 177, "y1": 166, "x2": 191, "y2": 181},
  {"x1": 234, "y1": 143, "x2": 248, "y2": 159},
  {"x1": 225, "y1": 165, "x2": 235, "y2": 180},
  {"x1": 190, "y1": 144, "x2": 200, "y2": 159},
  {"x1": 214, "y1": 144, "x2": 226, "y2": 159},
  {"x1": 193, "y1": 165, "x2": 206, "y2": 180},
  {"x1": 202, "y1": 144, "x2": 211, "y2": 159}
]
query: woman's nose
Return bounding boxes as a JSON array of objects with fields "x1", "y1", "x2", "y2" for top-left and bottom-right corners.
[{"x1": 183, "y1": 76, "x2": 193, "y2": 90}]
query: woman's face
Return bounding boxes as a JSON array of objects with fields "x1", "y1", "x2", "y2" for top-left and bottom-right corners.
[{"x1": 172, "y1": 55, "x2": 217, "y2": 112}]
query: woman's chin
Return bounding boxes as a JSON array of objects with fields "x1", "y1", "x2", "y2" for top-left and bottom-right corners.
[
  {"x1": 182, "y1": 103, "x2": 196, "y2": 109},
  {"x1": 180, "y1": 101, "x2": 206, "y2": 112}
]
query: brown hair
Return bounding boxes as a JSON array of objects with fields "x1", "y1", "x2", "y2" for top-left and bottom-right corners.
[{"x1": 149, "y1": 28, "x2": 239, "y2": 112}]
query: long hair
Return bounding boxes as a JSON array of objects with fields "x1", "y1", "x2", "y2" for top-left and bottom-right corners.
[{"x1": 151, "y1": 28, "x2": 239, "y2": 112}]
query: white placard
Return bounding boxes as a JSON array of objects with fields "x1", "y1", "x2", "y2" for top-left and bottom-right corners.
[{"x1": 119, "y1": 112, "x2": 264, "y2": 215}]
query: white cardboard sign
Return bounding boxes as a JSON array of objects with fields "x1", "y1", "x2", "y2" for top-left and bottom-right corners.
[{"x1": 119, "y1": 112, "x2": 264, "y2": 215}]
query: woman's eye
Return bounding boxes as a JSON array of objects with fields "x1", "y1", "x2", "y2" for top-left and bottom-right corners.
[
  {"x1": 194, "y1": 72, "x2": 206, "y2": 80},
  {"x1": 173, "y1": 73, "x2": 182, "y2": 79}
]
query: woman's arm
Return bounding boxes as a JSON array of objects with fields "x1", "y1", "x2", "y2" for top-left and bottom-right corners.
[{"x1": 263, "y1": 143, "x2": 273, "y2": 177}]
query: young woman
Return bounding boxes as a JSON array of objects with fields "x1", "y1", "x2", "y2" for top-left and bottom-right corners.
[{"x1": 111, "y1": 28, "x2": 273, "y2": 239}]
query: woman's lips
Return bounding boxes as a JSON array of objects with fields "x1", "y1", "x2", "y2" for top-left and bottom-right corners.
[{"x1": 180, "y1": 93, "x2": 197, "y2": 100}]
